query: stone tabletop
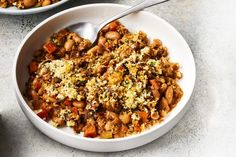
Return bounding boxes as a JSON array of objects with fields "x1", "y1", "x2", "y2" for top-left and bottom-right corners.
[{"x1": 1, "y1": 0, "x2": 236, "y2": 156}]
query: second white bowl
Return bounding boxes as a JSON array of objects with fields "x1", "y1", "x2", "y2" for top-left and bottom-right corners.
[{"x1": 0, "y1": 0, "x2": 69, "y2": 15}]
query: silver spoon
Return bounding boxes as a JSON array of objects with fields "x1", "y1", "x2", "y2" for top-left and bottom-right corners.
[{"x1": 68, "y1": 0, "x2": 169, "y2": 45}]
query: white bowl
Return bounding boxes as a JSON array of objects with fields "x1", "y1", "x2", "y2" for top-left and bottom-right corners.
[
  {"x1": 0, "y1": 0, "x2": 69, "y2": 15},
  {"x1": 13, "y1": 3, "x2": 196, "y2": 152}
]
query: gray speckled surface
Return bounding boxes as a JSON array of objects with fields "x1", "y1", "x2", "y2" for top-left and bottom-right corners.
[{"x1": 1, "y1": 0, "x2": 236, "y2": 156}]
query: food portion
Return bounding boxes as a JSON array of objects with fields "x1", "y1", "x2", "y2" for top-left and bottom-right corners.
[
  {"x1": 0, "y1": 0, "x2": 60, "y2": 9},
  {"x1": 25, "y1": 21, "x2": 183, "y2": 138}
]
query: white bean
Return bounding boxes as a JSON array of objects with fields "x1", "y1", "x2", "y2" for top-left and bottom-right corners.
[{"x1": 64, "y1": 39, "x2": 75, "y2": 51}]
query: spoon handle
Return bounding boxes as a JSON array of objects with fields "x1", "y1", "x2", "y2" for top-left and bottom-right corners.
[{"x1": 96, "y1": 0, "x2": 170, "y2": 31}]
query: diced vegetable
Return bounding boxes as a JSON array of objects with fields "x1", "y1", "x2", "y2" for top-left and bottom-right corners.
[
  {"x1": 149, "y1": 79, "x2": 159, "y2": 89},
  {"x1": 151, "y1": 89, "x2": 160, "y2": 100},
  {"x1": 138, "y1": 111, "x2": 148, "y2": 122},
  {"x1": 119, "y1": 113, "x2": 131, "y2": 124},
  {"x1": 37, "y1": 110, "x2": 49, "y2": 119},
  {"x1": 100, "y1": 131, "x2": 113, "y2": 139},
  {"x1": 33, "y1": 81, "x2": 41, "y2": 90},
  {"x1": 84, "y1": 124, "x2": 97, "y2": 138},
  {"x1": 43, "y1": 42, "x2": 57, "y2": 54},
  {"x1": 71, "y1": 107, "x2": 78, "y2": 114},
  {"x1": 64, "y1": 98, "x2": 72, "y2": 106}
]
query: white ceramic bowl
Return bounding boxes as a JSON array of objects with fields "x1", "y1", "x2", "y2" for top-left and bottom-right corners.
[
  {"x1": 0, "y1": 0, "x2": 69, "y2": 15},
  {"x1": 13, "y1": 3, "x2": 196, "y2": 152}
]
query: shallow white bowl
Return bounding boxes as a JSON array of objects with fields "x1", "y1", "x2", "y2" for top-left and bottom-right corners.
[
  {"x1": 0, "y1": 0, "x2": 68, "y2": 15},
  {"x1": 13, "y1": 3, "x2": 196, "y2": 152}
]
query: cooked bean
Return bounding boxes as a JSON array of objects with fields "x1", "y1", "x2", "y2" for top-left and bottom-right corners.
[
  {"x1": 166, "y1": 67, "x2": 174, "y2": 77},
  {"x1": 150, "y1": 79, "x2": 159, "y2": 89},
  {"x1": 161, "y1": 97, "x2": 170, "y2": 112},
  {"x1": 98, "y1": 36, "x2": 106, "y2": 48},
  {"x1": 52, "y1": 117, "x2": 65, "y2": 127},
  {"x1": 73, "y1": 101, "x2": 85, "y2": 108},
  {"x1": 42, "y1": 0, "x2": 51, "y2": 6},
  {"x1": 104, "y1": 121, "x2": 114, "y2": 131},
  {"x1": 70, "y1": 33, "x2": 82, "y2": 43},
  {"x1": 0, "y1": 1, "x2": 7, "y2": 8},
  {"x1": 153, "y1": 39, "x2": 162, "y2": 47},
  {"x1": 119, "y1": 113, "x2": 131, "y2": 124},
  {"x1": 151, "y1": 89, "x2": 160, "y2": 100},
  {"x1": 105, "y1": 31, "x2": 120, "y2": 40},
  {"x1": 104, "y1": 101, "x2": 121, "y2": 112},
  {"x1": 87, "y1": 45, "x2": 99, "y2": 56},
  {"x1": 172, "y1": 63, "x2": 180, "y2": 70},
  {"x1": 106, "y1": 111, "x2": 120, "y2": 124},
  {"x1": 107, "y1": 21, "x2": 119, "y2": 31},
  {"x1": 150, "y1": 111, "x2": 159, "y2": 120},
  {"x1": 176, "y1": 71, "x2": 182, "y2": 79},
  {"x1": 47, "y1": 96, "x2": 57, "y2": 103},
  {"x1": 165, "y1": 86, "x2": 173, "y2": 104},
  {"x1": 78, "y1": 39, "x2": 91, "y2": 51},
  {"x1": 64, "y1": 39, "x2": 75, "y2": 51},
  {"x1": 23, "y1": 0, "x2": 37, "y2": 8},
  {"x1": 160, "y1": 110, "x2": 167, "y2": 117},
  {"x1": 160, "y1": 83, "x2": 167, "y2": 93}
]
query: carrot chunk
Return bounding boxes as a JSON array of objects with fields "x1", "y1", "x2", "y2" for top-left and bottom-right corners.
[
  {"x1": 64, "y1": 98, "x2": 72, "y2": 106},
  {"x1": 34, "y1": 81, "x2": 41, "y2": 90},
  {"x1": 149, "y1": 79, "x2": 159, "y2": 89},
  {"x1": 37, "y1": 110, "x2": 49, "y2": 119},
  {"x1": 138, "y1": 111, "x2": 148, "y2": 122},
  {"x1": 43, "y1": 42, "x2": 57, "y2": 54},
  {"x1": 71, "y1": 107, "x2": 78, "y2": 114},
  {"x1": 84, "y1": 124, "x2": 97, "y2": 138}
]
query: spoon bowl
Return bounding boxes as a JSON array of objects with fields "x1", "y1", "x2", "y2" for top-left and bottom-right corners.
[
  {"x1": 68, "y1": 23, "x2": 98, "y2": 44},
  {"x1": 68, "y1": 0, "x2": 169, "y2": 44}
]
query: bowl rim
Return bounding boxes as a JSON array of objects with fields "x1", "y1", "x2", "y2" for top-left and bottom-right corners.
[
  {"x1": 0, "y1": 0, "x2": 69, "y2": 15},
  {"x1": 13, "y1": 3, "x2": 196, "y2": 143}
]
